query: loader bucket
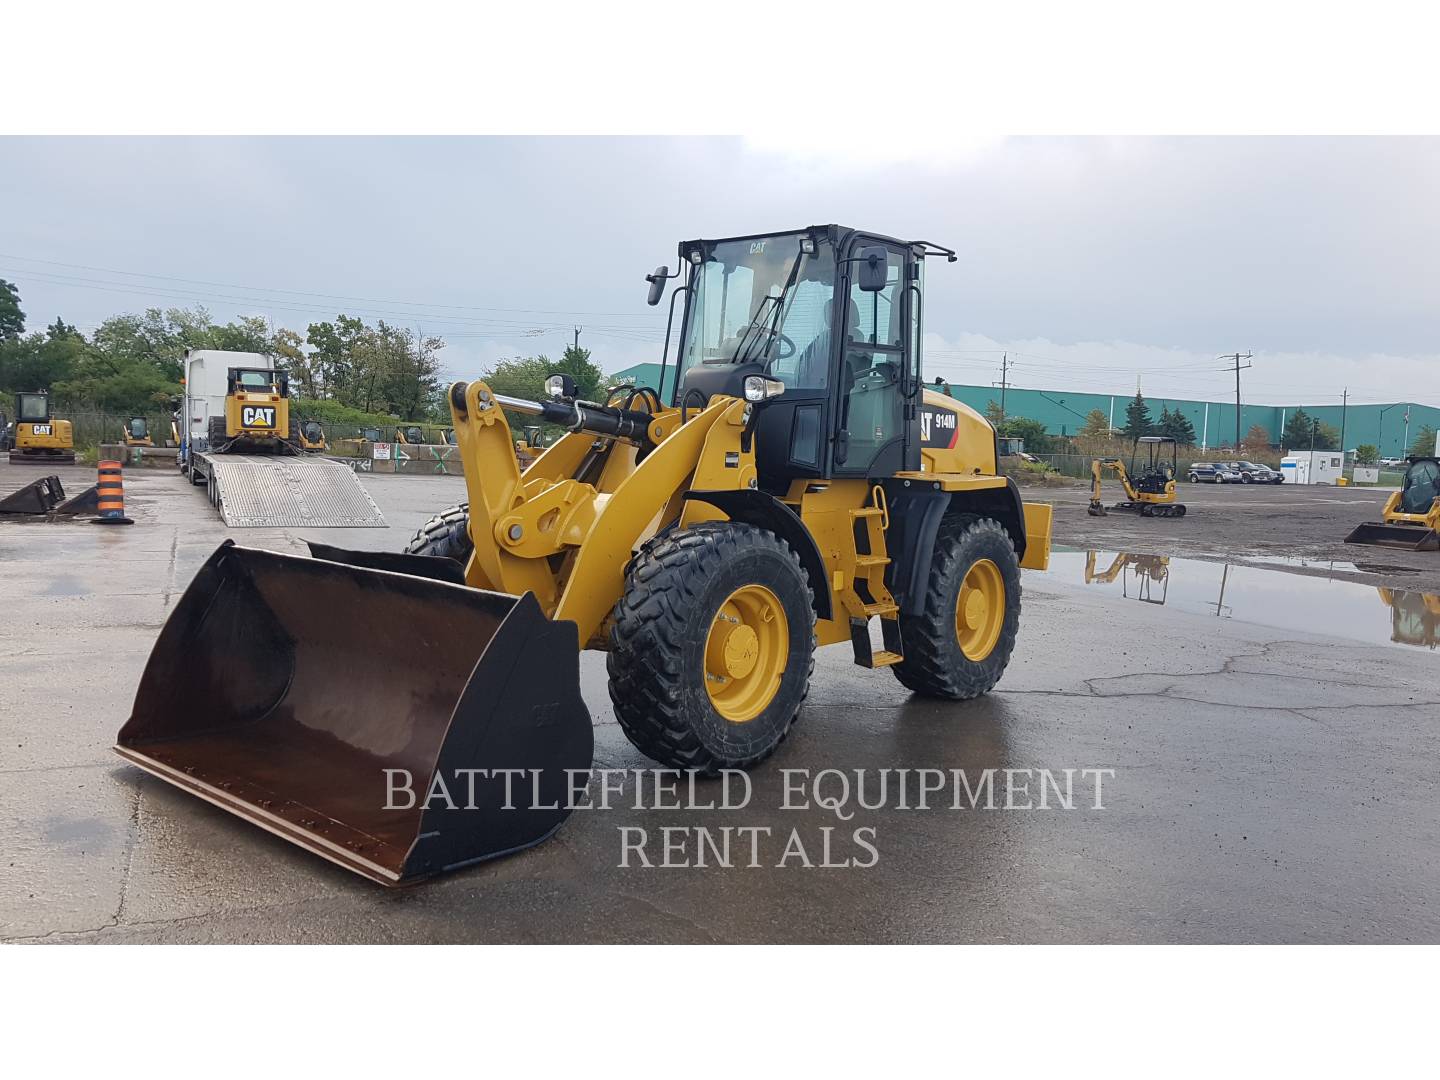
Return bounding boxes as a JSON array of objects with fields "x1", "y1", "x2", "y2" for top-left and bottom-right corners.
[
  {"x1": 115, "y1": 541, "x2": 593, "y2": 886},
  {"x1": 1344, "y1": 521, "x2": 1440, "y2": 552},
  {"x1": 0, "y1": 474, "x2": 65, "y2": 514}
]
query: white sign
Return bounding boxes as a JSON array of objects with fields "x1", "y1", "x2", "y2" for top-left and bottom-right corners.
[
  {"x1": 373, "y1": 442, "x2": 392, "y2": 460},
  {"x1": 1353, "y1": 466, "x2": 1380, "y2": 484}
]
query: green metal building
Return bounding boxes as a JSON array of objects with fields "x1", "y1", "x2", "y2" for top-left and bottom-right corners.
[{"x1": 607, "y1": 361, "x2": 1438, "y2": 457}]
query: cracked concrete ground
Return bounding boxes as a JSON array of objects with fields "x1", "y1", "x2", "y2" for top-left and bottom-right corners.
[{"x1": 2, "y1": 460, "x2": 1437, "y2": 943}]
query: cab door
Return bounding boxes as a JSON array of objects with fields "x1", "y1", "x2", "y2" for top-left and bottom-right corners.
[{"x1": 831, "y1": 240, "x2": 917, "y2": 477}]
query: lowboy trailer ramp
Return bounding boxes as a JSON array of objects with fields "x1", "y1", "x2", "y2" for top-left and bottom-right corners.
[{"x1": 193, "y1": 453, "x2": 387, "y2": 528}]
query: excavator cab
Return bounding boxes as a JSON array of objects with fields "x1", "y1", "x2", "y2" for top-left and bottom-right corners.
[
  {"x1": 1129, "y1": 436, "x2": 1177, "y2": 494},
  {"x1": 118, "y1": 224, "x2": 1055, "y2": 886}
]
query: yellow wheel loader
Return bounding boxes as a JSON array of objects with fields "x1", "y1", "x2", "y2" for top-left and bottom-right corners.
[
  {"x1": 121, "y1": 416, "x2": 153, "y2": 447},
  {"x1": 7, "y1": 392, "x2": 75, "y2": 465},
  {"x1": 117, "y1": 225, "x2": 1054, "y2": 886},
  {"x1": 1087, "y1": 436, "x2": 1186, "y2": 518},
  {"x1": 1345, "y1": 458, "x2": 1440, "y2": 551}
]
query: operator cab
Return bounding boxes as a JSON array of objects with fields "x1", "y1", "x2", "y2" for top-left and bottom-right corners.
[
  {"x1": 17, "y1": 392, "x2": 51, "y2": 423},
  {"x1": 1131, "y1": 436, "x2": 1178, "y2": 495},
  {"x1": 653, "y1": 225, "x2": 954, "y2": 490}
]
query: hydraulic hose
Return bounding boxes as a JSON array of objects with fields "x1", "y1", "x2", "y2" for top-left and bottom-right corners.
[{"x1": 451, "y1": 382, "x2": 654, "y2": 446}]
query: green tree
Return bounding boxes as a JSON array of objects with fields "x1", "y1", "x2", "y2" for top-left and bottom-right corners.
[
  {"x1": 306, "y1": 315, "x2": 368, "y2": 400},
  {"x1": 1157, "y1": 406, "x2": 1196, "y2": 446},
  {"x1": 1281, "y1": 408, "x2": 1315, "y2": 450},
  {"x1": 0, "y1": 279, "x2": 23, "y2": 340},
  {"x1": 1079, "y1": 408, "x2": 1111, "y2": 437},
  {"x1": 1355, "y1": 444, "x2": 1379, "y2": 465},
  {"x1": 1121, "y1": 391, "x2": 1152, "y2": 440},
  {"x1": 1410, "y1": 425, "x2": 1438, "y2": 458},
  {"x1": 983, "y1": 399, "x2": 1005, "y2": 427},
  {"x1": 996, "y1": 415, "x2": 1053, "y2": 454}
]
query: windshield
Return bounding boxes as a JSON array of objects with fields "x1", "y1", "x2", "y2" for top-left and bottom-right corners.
[
  {"x1": 237, "y1": 370, "x2": 275, "y2": 389},
  {"x1": 129, "y1": 418, "x2": 146, "y2": 437},
  {"x1": 676, "y1": 233, "x2": 837, "y2": 393},
  {"x1": 17, "y1": 394, "x2": 48, "y2": 420}
]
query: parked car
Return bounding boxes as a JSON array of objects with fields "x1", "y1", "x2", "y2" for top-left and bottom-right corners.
[
  {"x1": 1380, "y1": 457, "x2": 1405, "y2": 467},
  {"x1": 1188, "y1": 462, "x2": 1243, "y2": 483},
  {"x1": 1231, "y1": 460, "x2": 1284, "y2": 484}
]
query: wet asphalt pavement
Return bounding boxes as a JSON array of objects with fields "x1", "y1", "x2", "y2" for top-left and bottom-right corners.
[{"x1": 1, "y1": 460, "x2": 1437, "y2": 943}]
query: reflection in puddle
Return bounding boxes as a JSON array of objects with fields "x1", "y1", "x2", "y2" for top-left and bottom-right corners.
[{"x1": 1044, "y1": 550, "x2": 1439, "y2": 651}]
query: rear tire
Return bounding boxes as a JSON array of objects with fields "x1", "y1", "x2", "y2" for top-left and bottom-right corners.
[
  {"x1": 405, "y1": 503, "x2": 473, "y2": 563},
  {"x1": 893, "y1": 515, "x2": 1021, "y2": 700},
  {"x1": 607, "y1": 522, "x2": 816, "y2": 773}
]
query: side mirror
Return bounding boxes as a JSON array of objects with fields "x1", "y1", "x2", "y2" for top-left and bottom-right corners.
[
  {"x1": 645, "y1": 265, "x2": 670, "y2": 307},
  {"x1": 857, "y1": 246, "x2": 888, "y2": 292}
]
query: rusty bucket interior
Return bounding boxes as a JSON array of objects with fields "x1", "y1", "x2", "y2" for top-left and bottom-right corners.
[{"x1": 116, "y1": 542, "x2": 593, "y2": 886}]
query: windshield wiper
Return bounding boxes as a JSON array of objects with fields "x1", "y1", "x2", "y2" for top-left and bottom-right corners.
[{"x1": 730, "y1": 248, "x2": 805, "y2": 365}]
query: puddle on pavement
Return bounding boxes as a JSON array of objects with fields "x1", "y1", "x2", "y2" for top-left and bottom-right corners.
[{"x1": 1039, "y1": 550, "x2": 1440, "y2": 651}]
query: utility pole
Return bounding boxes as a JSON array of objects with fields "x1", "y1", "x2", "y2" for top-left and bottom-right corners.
[
  {"x1": 1339, "y1": 388, "x2": 1348, "y2": 454},
  {"x1": 992, "y1": 352, "x2": 1009, "y2": 423},
  {"x1": 572, "y1": 326, "x2": 582, "y2": 352},
  {"x1": 1221, "y1": 352, "x2": 1253, "y2": 448}
]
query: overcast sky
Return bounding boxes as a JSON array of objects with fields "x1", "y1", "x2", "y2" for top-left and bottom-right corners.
[{"x1": 1, "y1": 136, "x2": 1436, "y2": 406}]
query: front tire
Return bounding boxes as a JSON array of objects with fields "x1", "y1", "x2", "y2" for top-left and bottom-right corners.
[
  {"x1": 893, "y1": 515, "x2": 1021, "y2": 700},
  {"x1": 405, "y1": 503, "x2": 472, "y2": 563},
  {"x1": 607, "y1": 522, "x2": 816, "y2": 773}
]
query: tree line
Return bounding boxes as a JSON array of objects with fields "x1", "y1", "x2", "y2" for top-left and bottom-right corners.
[{"x1": 0, "y1": 278, "x2": 448, "y2": 422}]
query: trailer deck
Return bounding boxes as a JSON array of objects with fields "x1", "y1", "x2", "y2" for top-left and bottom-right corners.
[{"x1": 193, "y1": 452, "x2": 386, "y2": 528}]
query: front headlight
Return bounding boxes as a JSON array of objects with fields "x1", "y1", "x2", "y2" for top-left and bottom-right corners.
[
  {"x1": 545, "y1": 373, "x2": 576, "y2": 399},
  {"x1": 742, "y1": 376, "x2": 785, "y2": 402}
]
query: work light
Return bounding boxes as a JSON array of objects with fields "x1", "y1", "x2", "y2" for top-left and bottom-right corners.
[{"x1": 743, "y1": 376, "x2": 785, "y2": 402}]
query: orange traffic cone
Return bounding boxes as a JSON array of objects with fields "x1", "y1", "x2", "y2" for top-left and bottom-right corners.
[{"x1": 90, "y1": 459, "x2": 134, "y2": 525}]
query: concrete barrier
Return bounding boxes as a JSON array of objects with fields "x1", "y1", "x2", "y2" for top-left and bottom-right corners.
[{"x1": 99, "y1": 444, "x2": 178, "y2": 467}]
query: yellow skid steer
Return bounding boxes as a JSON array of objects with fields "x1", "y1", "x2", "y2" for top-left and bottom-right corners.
[
  {"x1": 117, "y1": 225, "x2": 1054, "y2": 885},
  {"x1": 1345, "y1": 457, "x2": 1440, "y2": 551}
]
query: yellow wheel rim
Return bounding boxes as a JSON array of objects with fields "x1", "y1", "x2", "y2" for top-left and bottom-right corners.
[
  {"x1": 704, "y1": 584, "x2": 789, "y2": 723},
  {"x1": 956, "y1": 558, "x2": 1005, "y2": 661}
]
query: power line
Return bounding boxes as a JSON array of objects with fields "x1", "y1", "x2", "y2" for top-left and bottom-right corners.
[{"x1": 0, "y1": 252, "x2": 668, "y2": 321}]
